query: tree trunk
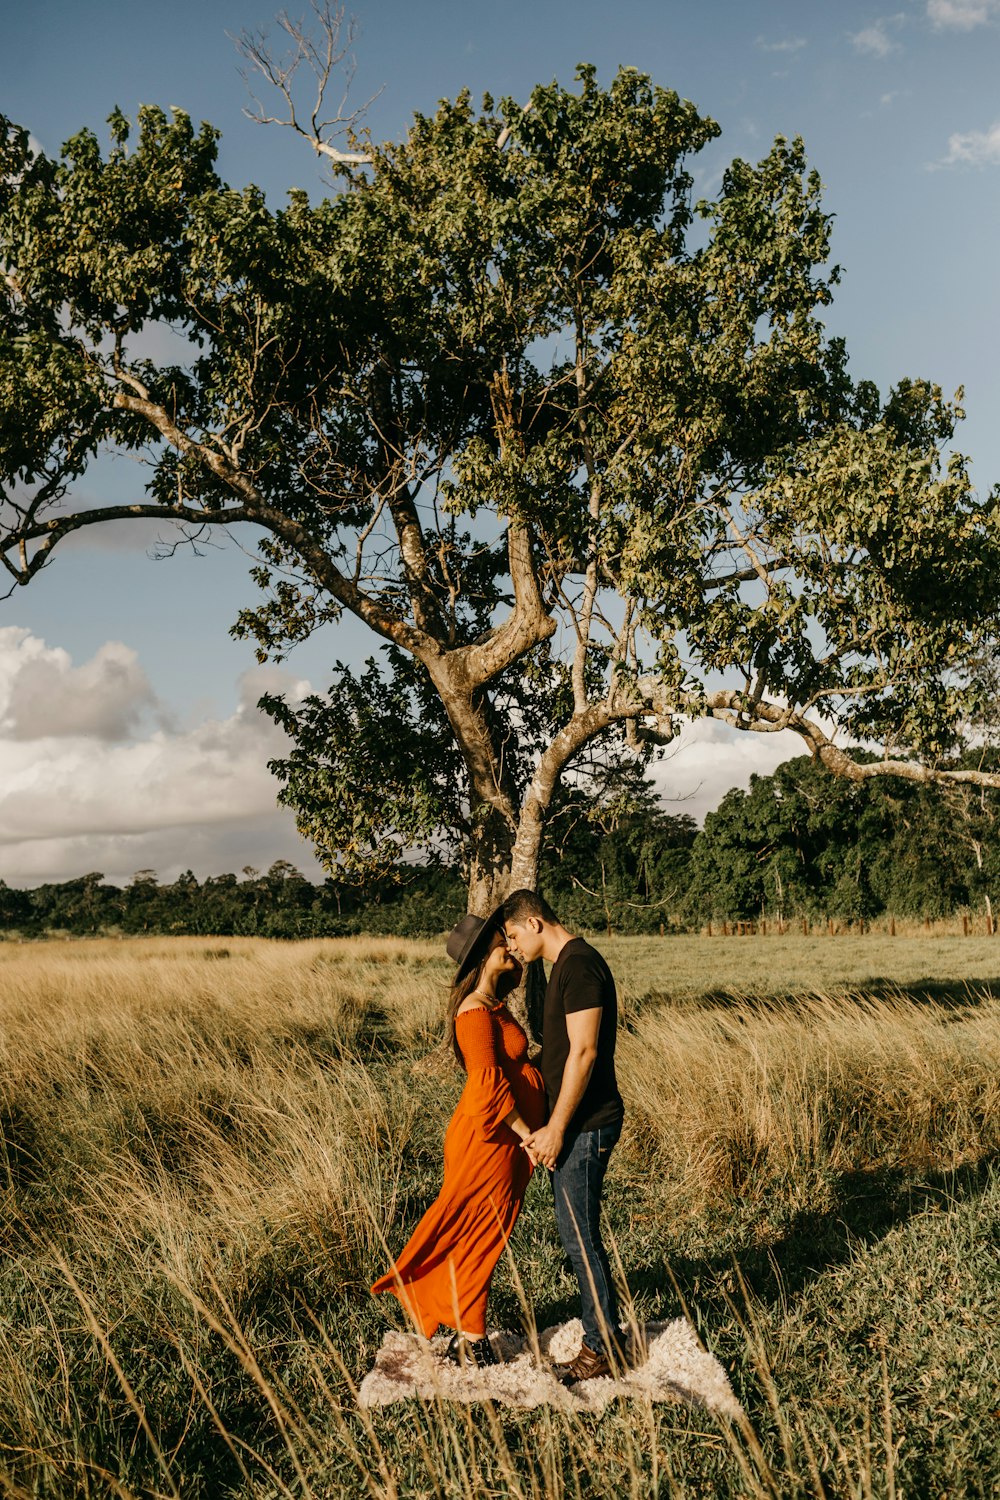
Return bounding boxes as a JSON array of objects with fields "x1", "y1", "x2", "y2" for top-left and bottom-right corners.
[
  {"x1": 971, "y1": 840, "x2": 995, "y2": 937},
  {"x1": 507, "y1": 808, "x2": 547, "y2": 1041},
  {"x1": 466, "y1": 816, "x2": 515, "y2": 917},
  {"x1": 466, "y1": 802, "x2": 545, "y2": 915},
  {"x1": 466, "y1": 858, "x2": 511, "y2": 918},
  {"x1": 463, "y1": 803, "x2": 547, "y2": 1042},
  {"x1": 508, "y1": 802, "x2": 543, "y2": 894}
]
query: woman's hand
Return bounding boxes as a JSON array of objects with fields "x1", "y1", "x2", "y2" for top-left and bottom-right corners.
[{"x1": 522, "y1": 1121, "x2": 564, "y2": 1171}]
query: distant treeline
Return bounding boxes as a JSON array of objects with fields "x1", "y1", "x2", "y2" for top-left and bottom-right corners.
[
  {"x1": 2, "y1": 752, "x2": 998, "y2": 938},
  {"x1": 0, "y1": 862, "x2": 466, "y2": 941}
]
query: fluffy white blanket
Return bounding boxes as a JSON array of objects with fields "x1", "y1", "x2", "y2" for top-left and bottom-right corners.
[{"x1": 358, "y1": 1317, "x2": 743, "y2": 1419}]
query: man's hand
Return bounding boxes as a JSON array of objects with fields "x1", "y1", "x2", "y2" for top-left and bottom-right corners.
[{"x1": 523, "y1": 1122, "x2": 565, "y2": 1170}]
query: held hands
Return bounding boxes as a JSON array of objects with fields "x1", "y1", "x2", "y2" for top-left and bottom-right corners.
[{"x1": 522, "y1": 1122, "x2": 564, "y2": 1171}]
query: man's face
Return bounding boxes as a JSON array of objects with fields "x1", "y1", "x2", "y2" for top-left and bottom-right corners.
[{"x1": 504, "y1": 917, "x2": 543, "y2": 963}]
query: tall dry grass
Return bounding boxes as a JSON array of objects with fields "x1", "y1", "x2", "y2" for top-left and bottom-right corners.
[
  {"x1": 0, "y1": 938, "x2": 436, "y2": 1281},
  {"x1": 619, "y1": 988, "x2": 1000, "y2": 1209},
  {"x1": 0, "y1": 935, "x2": 997, "y2": 1496}
]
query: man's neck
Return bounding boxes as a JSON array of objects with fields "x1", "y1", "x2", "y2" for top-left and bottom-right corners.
[{"x1": 540, "y1": 923, "x2": 576, "y2": 964}]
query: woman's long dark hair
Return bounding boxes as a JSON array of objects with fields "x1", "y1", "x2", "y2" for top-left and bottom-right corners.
[{"x1": 446, "y1": 940, "x2": 522, "y2": 1068}]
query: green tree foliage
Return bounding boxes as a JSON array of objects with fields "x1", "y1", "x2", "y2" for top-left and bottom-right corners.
[
  {"x1": 684, "y1": 753, "x2": 1000, "y2": 922},
  {"x1": 3, "y1": 48, "x2": 1000, "y2": 911},
  {"x1": 541, "y1": 760, "x2": 696, "y2": 932}
]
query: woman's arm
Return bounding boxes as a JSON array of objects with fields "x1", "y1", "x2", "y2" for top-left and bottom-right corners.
[
  {"x1": 502, "y1": 1106, "x2": 541, "y2": 1165},
  {"x1": 501, "y1": 1105, "x2": 531, "y2": 1140}
]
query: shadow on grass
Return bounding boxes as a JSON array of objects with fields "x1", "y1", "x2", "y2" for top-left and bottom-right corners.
[
  {"x1": 617, "y1": 1155, "x2": 999, "y2": 1327},
  {"x1": 630, "y1": 979, "x2": 1000, "y2": 1020},
  {"x1": 522, "y1": 1156, "x2": 998, "y2": 1338}
]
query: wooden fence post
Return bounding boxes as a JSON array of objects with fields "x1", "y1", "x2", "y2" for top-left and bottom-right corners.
[{"x1": 889, "y1": 916, "x2": 896, "y2": 937}]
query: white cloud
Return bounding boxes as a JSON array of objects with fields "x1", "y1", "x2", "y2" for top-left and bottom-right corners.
[
  {"x1": 0, "y1": 630, "x2": 318, "y2": 885},
  {"x1": 927, "y1": 0, "x2": 1000, "y2": 28},
  {"x1": 0, "y1": 815, "x2": 321, "y2": 889},
  {"x1": 3, "y1": 130, "x2": 47, "y2": 186},
  {"x1": 938, "y1": 120, "x2": 1000, "y2": 165},
  {"x1": 648, "y1": 715, "x2": 808, "y2": 824},
  {"x1": 850, "y1": 21, "x2": 898, "y2": 55},
  {"x1": 0, "y1": 628, "x2": 160, "y2": 740},
  {"x1": 755, "y1": 35, "x2": 807, "y2": 53}
]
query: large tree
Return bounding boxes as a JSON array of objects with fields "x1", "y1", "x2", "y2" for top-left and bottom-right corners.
[{"x1": 3, "y1": 50, "x2": 1000, "y2": 913}]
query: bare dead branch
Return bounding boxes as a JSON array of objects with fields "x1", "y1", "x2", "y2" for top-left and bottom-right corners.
[
  {"x1": 232, "y1": 2, "x2": 378, "y2": 167},
  {"x1": 568, "y1": 871, "x2": 679, "y2": 911}
]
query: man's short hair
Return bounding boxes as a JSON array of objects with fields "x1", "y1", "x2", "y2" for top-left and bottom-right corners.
[{"x1": 502, "y1": 888, "x2": 558, "y2": 926}]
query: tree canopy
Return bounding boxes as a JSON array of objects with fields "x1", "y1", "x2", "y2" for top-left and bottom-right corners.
[{"x1": 3, "y1": 47, "x2": 1000, "y2": 910}]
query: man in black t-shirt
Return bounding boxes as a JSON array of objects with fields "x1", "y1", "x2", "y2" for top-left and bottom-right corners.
[{"x1": 502, "y1": 888, "x2": 625, "y2": 1385}]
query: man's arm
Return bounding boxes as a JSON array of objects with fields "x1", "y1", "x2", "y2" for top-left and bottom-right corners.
[{"x1": 523, "y1": 1007, "x2": 601, "y2": 1169}]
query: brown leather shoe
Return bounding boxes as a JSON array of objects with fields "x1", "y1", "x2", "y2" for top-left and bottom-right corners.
[{"x1": 552, "y1": 1341, "x2": 614, "y2": 1385}]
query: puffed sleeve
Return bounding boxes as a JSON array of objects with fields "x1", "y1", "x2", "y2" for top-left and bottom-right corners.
[{"x1": 455, "y1": 1009, "x2": 518, "y2": 1142}]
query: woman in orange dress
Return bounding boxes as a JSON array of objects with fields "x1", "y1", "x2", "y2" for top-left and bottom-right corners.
[{"x1": 371, "y1": 910, "x2": 547, "y2": 1366}]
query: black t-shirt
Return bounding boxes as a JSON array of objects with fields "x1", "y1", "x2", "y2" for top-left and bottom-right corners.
[{"x1": 541, "y1": 937, "x2": 624, "y2": 1137}]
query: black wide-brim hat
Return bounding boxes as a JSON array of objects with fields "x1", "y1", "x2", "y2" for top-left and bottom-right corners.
[{"x1": 446, "y1": 905, "x2": 506, "y2": 983}]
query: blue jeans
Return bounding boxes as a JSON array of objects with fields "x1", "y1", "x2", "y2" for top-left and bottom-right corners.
[{"x1": 552, "y1": 1119, "x2": 622, "y2": 1354}]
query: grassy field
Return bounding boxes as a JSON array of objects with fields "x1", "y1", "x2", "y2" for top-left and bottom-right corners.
[{"x1": 0, "y1": 933, "x2": 998, "y2": 1498}]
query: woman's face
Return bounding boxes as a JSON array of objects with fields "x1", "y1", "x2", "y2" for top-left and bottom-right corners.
[{"x1": 482, "y1": 931, "x2": 522, "y2": 992}]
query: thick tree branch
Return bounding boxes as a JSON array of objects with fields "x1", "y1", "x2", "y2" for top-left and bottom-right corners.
[
  {"x1": 0, "y1": 500, "x2": 253, "y2": 587},
  {"x1": 696, "y1": 692, "x2": 1000, "y2": 790},
  {"x1": 366, "y1": 378, "x2": 444, "y2": 636},
  {"x1": 110, "y1": 387, "x2": 441, "y2": 659},
  {"x1": 515, "y1": 681, "x2": 1000, "y2": 881},
  {"x1": 452, "y1": 367, "x2": 557, "y2": 685},
  {"x1": 510, "y1": 702, "x2": 614, "y2": 886},
  {"x1": 452, "y1": 521, "x2": 555, "y2": 687}
]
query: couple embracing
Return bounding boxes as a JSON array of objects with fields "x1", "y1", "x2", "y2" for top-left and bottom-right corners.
[{"x1": 371, "y1": 889, "x2": 625, "y2": 1385}]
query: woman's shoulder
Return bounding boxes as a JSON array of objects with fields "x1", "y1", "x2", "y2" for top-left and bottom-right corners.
[{"x1": 456, "y1": 999, "x2": 493, "y2": 1020}]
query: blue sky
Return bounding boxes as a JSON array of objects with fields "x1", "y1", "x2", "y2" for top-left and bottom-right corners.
[{"x1": 1, "y1": 0, "x2": 999, "y2": 885}]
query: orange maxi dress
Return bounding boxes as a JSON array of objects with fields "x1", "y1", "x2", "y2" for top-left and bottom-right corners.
[{"x1": 371, "y1": 1003, "x2": 547, "y2": 1338}]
